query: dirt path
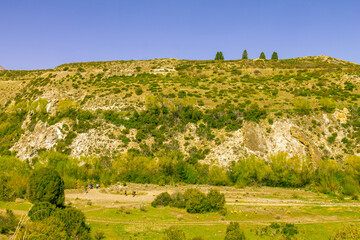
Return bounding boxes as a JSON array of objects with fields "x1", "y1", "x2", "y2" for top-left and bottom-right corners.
[
  {"x1": 65, "y1": 184, "x2": 360, "y2": 208},
  {"x1": 85, "y1": 217, "x2": 360, "y2": 226}
]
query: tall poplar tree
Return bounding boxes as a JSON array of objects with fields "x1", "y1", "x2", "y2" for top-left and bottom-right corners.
[
  {"x1": 242, "y1": 50, "x2": 248, "y2": 59},
  {"x1": 215, "y1": 51, "x2": 224, "y2": 60}
]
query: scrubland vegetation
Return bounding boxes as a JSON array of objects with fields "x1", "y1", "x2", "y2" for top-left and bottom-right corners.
[{"x1": 1, "y1": 56, "x2": 360, "y2": 239}]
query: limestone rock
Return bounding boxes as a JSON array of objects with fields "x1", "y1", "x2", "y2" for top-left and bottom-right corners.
[
  {"x1": 290, "y1": 126, "x2": 321, "y2": 162},
  {"x1": 11, "y1": 121, "x2": 65, "y2": 160}
]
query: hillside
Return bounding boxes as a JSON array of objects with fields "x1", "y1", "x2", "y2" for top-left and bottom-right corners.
[
  {"x1": 0, "y1": 56, "x2": 360, "y2": 166},
  {"x1": 0, "y1": 65, "x2": 5, "y2": 70}
]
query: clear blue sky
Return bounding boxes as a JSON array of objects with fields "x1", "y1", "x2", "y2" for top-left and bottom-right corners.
[{"x1": 1, "y1": 0, "x2": 359, "y2": 70}]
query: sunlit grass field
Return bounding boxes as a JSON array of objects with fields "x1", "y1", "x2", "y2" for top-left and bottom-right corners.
[{"x1": 1, "y1": 185, "x2": 360, "y2": 239}]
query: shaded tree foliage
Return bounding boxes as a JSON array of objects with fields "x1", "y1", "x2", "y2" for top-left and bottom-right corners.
[{"x1": 28, "y1": 167, "x2": 65, "y2": 207}]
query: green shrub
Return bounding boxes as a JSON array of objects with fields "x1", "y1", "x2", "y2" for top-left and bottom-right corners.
[
  {"x1": 243, "y1": 103, "x2": 267, "y2": 122},
  {"x1": 0, "y1": 209, "x2": 17, "y2": 234},
  {"x1": 17, "y1": 216, "x2": 68, "y2": 240},
  {"x1": 327, "y1": 133, "x2": 338, "y2": 144},
  {"x1": 320, "y1": 98, "x2": 336, "y2": 113},
  {"x1": 228, "y1": 156, "x2": 270, "y2": 186},
  {"x1": 164, "y1": 226, "x2": 186, "y2": 240},
  {"x1": 94, "y1": 231, "x2": 106, "y2": 240},
  {"x1": 184, "y1": 188, "x2": 209, "y2": 213},
  {"x1": 208, "y1": 166, "x2": 230, "y2": 186},
  {"x1": 151, "y1": 192, "x2": 172, "y2": 207},
  {"x1": 256, "y1": 222, "x2": 298, "y2": 239},
  {"x1": 293, "y1": 99, "x2": 311, "y2": 115},
  {"x1": 330, "y1": 224, "x2": 360, "y2": 240},
  {"x1": 178, "y1": 90, "x2": 187, "y2": 98},
  {"x1": 28, "y1": 202, "x2": 56, "y2": 221},
  {"x1": 315, "y1": 159, "x2": 342, "y2": 194},
  {"x1": 224, "y1": 222, "x2": 246, "y2": 240},
  {"x1": 77, "y1": 110, "x2": 94, "y2": 121},
  {"x1": 0, "y1": 175, "x2": 15, "y2": 201},
  {"x1": 207, "y1": 189, "x2": 225, "y2": 211},
  {"x1": 170, "y1": 192, "x2": 186, "y2": 209},
  {"x1": 53, "y1": 207, "x2": 91, "y2": 239},
  {"x1": 342, "y1": 176, "x2": 358, "y2": 196},
  {"x1": 135, "y1": 88, "x2": 143, "y2": 95}
]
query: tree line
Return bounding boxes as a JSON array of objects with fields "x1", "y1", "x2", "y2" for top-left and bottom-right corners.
[{"x1": 215, "y1": 50, "x2": 279, "y2": 60}]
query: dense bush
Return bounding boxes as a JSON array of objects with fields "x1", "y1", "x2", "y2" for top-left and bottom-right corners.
[
  {"x1": 183, "y1": 188, "x2": 209, "y2": 213},
  {"x1": 243, "y1": 103, "x2": 267, "y2": 123},
  {"x1": 164, "y1": 226, "x2": 186, "y2": 240},
  {"x1": 315, "y1": 159, "x2": 342, "y2": 194},
  {"x1": 293, "y1": 99, "x2": 312, "y2": 115},
  {"x1": 228, "y1": 156, "x2": 270, "y2": 187},
  {"x1": 28, "y1": 202, "x2": 57, "y2": 221},
  {"x1": 256, "y1": 222, "x2": 298, "y2": 239},
  {"x1": 135, "y1": 87, "x2": 143, "y2": 95},
  {"x1": 28, "y1": 167, "x2": 65, "y2": 207},
  {"x1": 207, "y1": 189, "x2": 225, "y2": 211},
  {"x1": 170, "y1": 192, "x2": 186, "y2": 209},
  {"x1": 17, "y1": 216, "x2": 68, "y2": 240},
  {"x1": 27, "y1": 204, "x2": 91, "y2": 239},
  {"x1": 53, "y1": 208, "x2": 91, "y2": 239},
  {"x1": 224, "y1": 222, "x2": 246, "y2": 240},
  {"x1": 320, "y1": 98, "x2": 336, "y2": 113},
  {"x1": 151, "y1": 192, "x2": 172, "y2": 207},
  {"x1": 152, "y1": 189, "x2": 225, "y2": 214},
  {"x1": 329, "y1": 224, "x2": 360, "y2": 240}
]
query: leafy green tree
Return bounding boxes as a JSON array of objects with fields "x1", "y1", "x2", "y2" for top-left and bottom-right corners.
[
  {"x1": 28, "y1": 168, "x2": 65, "y2": 207},
  {"x1": 0, "y1": 156, "x2": 30, "y2": 199},
  {"x1": 315, "y1": 159, "x2": 342, "y2": 194},
  {"x1": 242, "y1": 50, "x2": 248, "y2": 59},
  {"x1": 271, "y1": 52, "x2": 278, "y2": 60},
  {"x1": 215, "y1": 51, "x2": 224, "y2": 60},
  {"x1": 228, "y1": 156, "x2": 271, "y2": 186},
  {"x1": 208, "y1": 166, "x2": 230, "y2": 186},
  {"x1": 207, "y1": 189, "x2": 225, "y2": 211},
  {"x1": 224, "y1": 222, "x2": 246, "y2": 240},
  {"x1": 259, "y1": 52, "x2": 266, "y2": 59}
]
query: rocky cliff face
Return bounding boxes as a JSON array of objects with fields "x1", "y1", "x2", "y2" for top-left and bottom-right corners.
[
  {"x1": 1, "y1": 57, "x2": 359, "y2": 164},
  {"x1": 10, "y1": 104, "x2": 353, "y2": 165}
]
